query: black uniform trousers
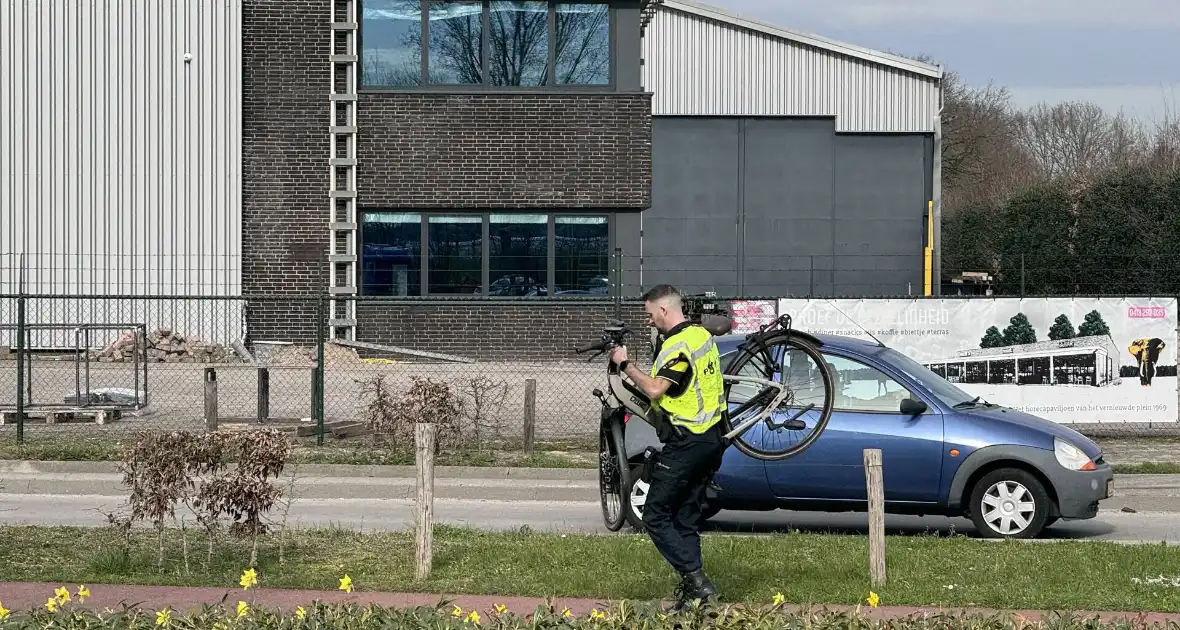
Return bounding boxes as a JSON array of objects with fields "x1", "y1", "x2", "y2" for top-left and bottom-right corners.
[{"x1": 641, "y1": 421, "x2": 726, "y2": 575}]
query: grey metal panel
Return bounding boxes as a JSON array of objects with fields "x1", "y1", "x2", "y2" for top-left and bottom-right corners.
[
  {"x1": 644, "y1": 117, "x2": 928, "y2": 298},
  {"x1": 641, "y1": 5, "x2": 940, "y2": 133},
  {"x1": 645, "y1": 117, "x2": 740, "y2": 295},
  {"x1": 832, "y1": 134, "x2": 927, "y2": 296},
  {"x1": 1, "y1": 0, "x2": 243, "y2": 299}
]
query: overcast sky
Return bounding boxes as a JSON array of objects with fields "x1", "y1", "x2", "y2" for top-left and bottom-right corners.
[{"x1": 702, "y1": 0, "x2": 1177, "y2": 125}]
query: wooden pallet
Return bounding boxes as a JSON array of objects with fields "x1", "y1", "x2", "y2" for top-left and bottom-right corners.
[{"x1": 0, "y1": 406, "x2": 122, "y2": 425}]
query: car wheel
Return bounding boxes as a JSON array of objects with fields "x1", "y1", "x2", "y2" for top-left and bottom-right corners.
[
  {"x1": 624, "y1": 464, "x2": 721, "y2": 532},
  {"x1": 968, "y1": 468, "x2": 1052, "y2": 539}
]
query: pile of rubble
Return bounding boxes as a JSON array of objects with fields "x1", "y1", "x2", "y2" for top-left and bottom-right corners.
[{"x1": 97, "y1": 328, "x2": 243, "y2": 364}]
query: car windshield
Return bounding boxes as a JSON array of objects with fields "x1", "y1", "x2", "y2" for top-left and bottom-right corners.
[{"x1": 875, "y1": 347, "x2": 978, "y2": 408}]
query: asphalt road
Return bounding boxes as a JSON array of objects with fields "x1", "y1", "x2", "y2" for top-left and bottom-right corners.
[{"x1": 2, "y1": 494, "x2": 1177, "y2": 543}]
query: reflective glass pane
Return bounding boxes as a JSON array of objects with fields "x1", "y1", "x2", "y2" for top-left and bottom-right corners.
[
  {"x1": 362, "y1": 213, "x2": 422, "y2": 296},
  {"x1": 554, "y1": 216, "x2": 609, "y2": 294},
  {"x1": 362, "y1": 0, "x2": 423, "y2": 87},
  {"x1": 428, "y1": 1, "x2": 484, "y2": 84},
  {"x1": 489, "y1": 1, "x2": 549, "y2": 86},
  {"x1": 489, "y1": 214, "x2": 548, "y2": 296},
  {"x1": 428, "y1": 216, "x2": 483, "y2": 294},
  {"x1": 555, "y1": 3, "x2": 609, "y2": 85}
]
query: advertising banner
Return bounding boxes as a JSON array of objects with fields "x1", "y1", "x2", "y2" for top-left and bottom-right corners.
[
  {"x1": 777, "y1": 297, "x2": 1178, "y2": 424},
  {"x1": 728, "y1": 300, "x2": 778, "y2": 334}
]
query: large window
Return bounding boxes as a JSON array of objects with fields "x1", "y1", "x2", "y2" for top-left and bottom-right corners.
[
  {"x1": 361, "y1": 212, "x2": 422, "y2": 296},
  {"x1": 362, "y1": 0, "x2": 611, "y2": 88},
  {"x1": 361, "y1": 212, "x2": 612, "y2": 296}
]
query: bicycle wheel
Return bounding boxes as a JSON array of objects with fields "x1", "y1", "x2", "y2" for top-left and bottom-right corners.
[
  {"x1": 720, "y1": 332, "x2": 834, "y2": 461},
  {"x1": 598, "y1": 414, "x2": 629, "y2": 531}
]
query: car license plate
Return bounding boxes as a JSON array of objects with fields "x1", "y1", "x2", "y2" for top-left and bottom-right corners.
[{"x1": 1106, "y1": 479, "x2": 1114, "y2": 498}]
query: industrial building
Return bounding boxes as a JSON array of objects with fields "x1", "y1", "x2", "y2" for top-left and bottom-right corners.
[{"x1": 1, "y1": 0, "x2": 942, "y2": 351}]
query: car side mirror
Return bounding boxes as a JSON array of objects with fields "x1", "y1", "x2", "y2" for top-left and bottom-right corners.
[{"x1": 900, "y1": 398, "x2": 927, "y2": 415}]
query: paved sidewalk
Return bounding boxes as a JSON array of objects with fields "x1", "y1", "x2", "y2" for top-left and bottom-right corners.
[{"x1": 1, "y1": 582, "x2": 1179, "y2": 625}]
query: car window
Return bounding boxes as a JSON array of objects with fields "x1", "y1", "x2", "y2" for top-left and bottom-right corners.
[{"x1": 822, "y1": 354, "x2": 923, "y2": 413}]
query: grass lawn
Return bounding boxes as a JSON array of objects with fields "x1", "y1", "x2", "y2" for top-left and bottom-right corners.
[
  {"x1": 0, "y1": 437, "x2": 597, "y2": 468},
  {"x1": 0, "y1": 524, "x2": 1177, "y2": 613}
]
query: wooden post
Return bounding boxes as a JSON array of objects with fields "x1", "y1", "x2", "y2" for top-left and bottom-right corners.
[
  {"x1": 863, "y1": 448, "x2": 886, "y2": 588},
  {"x1": 204, "y1": 367, "x2": 218, "y2": 431},
  {"x1": 415, "y1": 422, "x2": 437, "y2": 581},
  {"x1": 523, "y1": 378, "x2": 537, "y2": 456},
  {"x1": 256, "y1": 367, "x2": 269, "y2": 424}
]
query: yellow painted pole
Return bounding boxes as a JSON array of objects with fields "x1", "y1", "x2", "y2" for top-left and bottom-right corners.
[{"x1": 923, "y1": 200, "x2": 933, "y2": 295}]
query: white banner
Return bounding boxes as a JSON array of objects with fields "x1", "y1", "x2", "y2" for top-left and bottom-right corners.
[{"x1": 778, "y1": 297, "x2": 1178, "y2": 424}]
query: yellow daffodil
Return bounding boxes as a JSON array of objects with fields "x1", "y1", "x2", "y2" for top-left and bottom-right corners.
[
  {"x1": 338, "y1": 575, "x2": 353, "y2": 593},
  {"x1": 464, "y1": 610, "x2": 481, "y2": 624},
  {"x1": 77, "y1": 585, "x2": 90, "y2": 602},
  {"x1": 46, "y1": 598, "x2": 58, "y2": 612},
  {"x1": 156, "y1": 609, "x2": 171, "y2": 627},
  {"x1": 54, "y1": 586, "x2": 71, "y2": 603},
  {"x1": 867, "y1": 591, "x2": 880, "y2": 608},
  {"x1": 295, "y1": 606, "x2": 306, "y2": 619},
  {"x1": 452, "y1": 604, "x2": 463, "y2": 617},
  {"x1": 0, "y1": 601, "x2": 10, "y2": 620},
  {"x1": 494, "y1": 603, "x2": 507, "y2": 614},
  {"x1": 773, "y1": 592, "x2": 785, "y2": 606},
  {"x1": 237, "y1": 601, "x2": 249, "y2": 618},
  {"x1": 561, "y1": 607, "x2": 572, "y2": 618},
  {"x1": 591, "y1": 608, "x2": 606, "y2": 620},
  {"x1": 240, "y1": 568, "x2": 258, "y2": 590}
]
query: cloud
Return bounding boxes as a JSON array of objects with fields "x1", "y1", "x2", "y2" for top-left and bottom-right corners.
[{"x1": 710, "y1": 0, "x2": 1180, "y2": 28}]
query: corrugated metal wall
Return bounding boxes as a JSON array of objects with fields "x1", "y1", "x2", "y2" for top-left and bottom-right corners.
[
  {"x1": 641, "y1": 5, "x2": 941, "y2": 133},
  {"x1": 1, "y1": 0, "x2": 244, "y2": 347},
  {"x1": 1, "y1": 0, "x2": 243, "y2": 296}
]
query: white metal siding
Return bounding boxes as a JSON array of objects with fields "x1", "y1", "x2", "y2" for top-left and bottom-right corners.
[
  {"x1": 1, "y1": 1, "x2": 244, "y2": 348},
  {"x1": 642, "y1": 6, "x2": 940, "y2": 133},
  {"x1": 1, "y1": 0, "x2": 243, "y2": 296}
]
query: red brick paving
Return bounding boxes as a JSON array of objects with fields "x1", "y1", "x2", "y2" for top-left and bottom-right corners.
[{"x1": 0, "y1": 582, "x2": 1178, "y2": 625}]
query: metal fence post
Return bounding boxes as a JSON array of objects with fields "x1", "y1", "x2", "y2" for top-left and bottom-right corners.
[
  {"x1": 15, "y1": 295, "x2": 26, "y2": 443},
  {"x1": 316, "y1": 293, "x2": 326, "y2": 446}
]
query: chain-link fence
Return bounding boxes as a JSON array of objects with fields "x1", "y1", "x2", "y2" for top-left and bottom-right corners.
[{"x1": 2, "y1": 291, "x2": 1179, "y2": 468}]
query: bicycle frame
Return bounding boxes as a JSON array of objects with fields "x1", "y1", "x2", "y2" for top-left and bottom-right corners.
[{"x1": 590, "y1": 330, "x2": 805, "y2": 442}]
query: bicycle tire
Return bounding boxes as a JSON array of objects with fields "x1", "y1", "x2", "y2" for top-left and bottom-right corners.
[
  {"x1": 598, "y1": 414, "x2": 629, "y2": 531},
  {"x1": 721, "y1": 332, "x2": 835, "y2": 462}
]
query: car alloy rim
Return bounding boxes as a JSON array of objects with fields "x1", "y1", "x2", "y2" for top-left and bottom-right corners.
[
  {"x1": 631, "y1": 478, "x2": 649, "y2": 518},
  {"x1": 981, "y1": 480, "x2": 1036, "y2": 535}
]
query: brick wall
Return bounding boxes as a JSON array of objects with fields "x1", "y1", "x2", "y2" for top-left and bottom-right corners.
[
  {"x1": 355, "y1": 299, "x2": 652, "y2": 362},
  {"x1": 241, "y1": 0, "x2": 329, "y2": 342},
  {"x1": 357, "y1": 93, "x2": 652, "y2": 208}
]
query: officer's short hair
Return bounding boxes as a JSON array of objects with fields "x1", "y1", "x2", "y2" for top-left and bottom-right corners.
[{"x1": 642, "y1": 284, "x2": 682, "y2": 309}]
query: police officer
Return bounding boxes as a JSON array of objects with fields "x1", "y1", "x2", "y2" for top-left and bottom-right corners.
[{"x1": 609, "y1": 284, "x2": 726, "y2": 611}]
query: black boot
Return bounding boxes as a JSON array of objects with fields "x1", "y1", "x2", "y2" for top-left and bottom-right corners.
[{"x1": 666, "y1": 570, "x2": 718, "y2": 613}]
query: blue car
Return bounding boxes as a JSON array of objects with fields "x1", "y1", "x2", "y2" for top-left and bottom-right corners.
[{"x1": 620, "y1": 331, "x2": 1115, "y2": 539}]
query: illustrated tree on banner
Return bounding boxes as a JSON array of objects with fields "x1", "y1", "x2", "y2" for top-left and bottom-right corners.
[
  {"x1": 1048, "y1": 314, "x2": 1077, "y2": 340},
  {"x1": 1002, "y1": 313, "x2": 1037, "y2": 346},
  {"x1": 1077, "y1": 310, "x2": 1110, "y2": 337},
  {"x1": 980, "y1": 326, "x2": 1005, "y2": 348}
]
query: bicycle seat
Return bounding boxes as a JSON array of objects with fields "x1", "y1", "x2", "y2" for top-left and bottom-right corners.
[{"x1": 700, "y1": 314, "x2": 734, "y2": 336}]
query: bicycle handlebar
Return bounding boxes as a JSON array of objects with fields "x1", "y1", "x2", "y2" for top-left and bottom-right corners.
[{"x1": 574, "y1": 339, "x2": 608, "y2": 354}]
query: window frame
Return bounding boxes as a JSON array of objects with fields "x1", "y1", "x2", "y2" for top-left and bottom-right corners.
[
  {"x1": 358, "y1": 210, "x2": 617, "y2": 297},
  {"x1": 358, "y1": 0, "x2": 617, "y2": 92}
]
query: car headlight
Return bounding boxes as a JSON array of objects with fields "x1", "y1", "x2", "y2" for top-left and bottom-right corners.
[{"x1": 1054, "y1": 437, "x2": 1097, "y2": 471}]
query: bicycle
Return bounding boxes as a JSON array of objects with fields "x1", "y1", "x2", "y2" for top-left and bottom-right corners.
[{"x1": 575, "y1": 311, "x2": 835, "y2": 531}]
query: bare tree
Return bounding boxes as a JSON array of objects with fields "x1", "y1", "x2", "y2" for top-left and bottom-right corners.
[{"x1": 1013, "y1": 101, "x2": 1150, "y2": 179}]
